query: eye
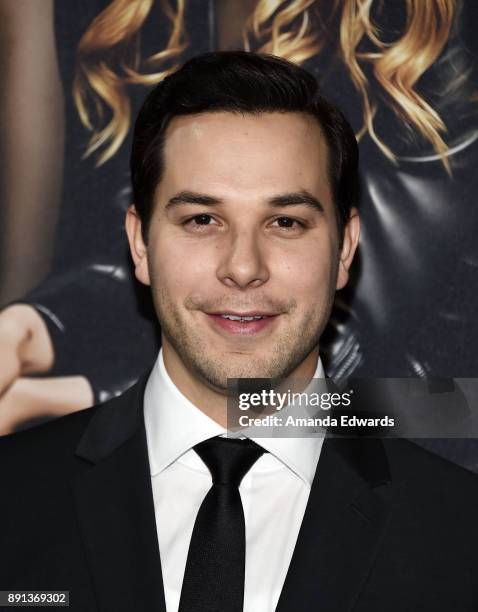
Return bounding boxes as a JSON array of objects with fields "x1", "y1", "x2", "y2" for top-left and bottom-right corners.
[
  {"x1": 183, "y1": 214, "x2": 218, "y2": 229},
  {"x1": 190, "y1": 214, "x2": 213, "y2": 225},
  {"x1": 272, "y1": 216, "x2": 306, "y2": 230}
]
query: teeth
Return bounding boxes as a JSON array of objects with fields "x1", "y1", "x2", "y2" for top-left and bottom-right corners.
[{"x1": 221, "y1": 314, "x2": 265, "y2": 321}]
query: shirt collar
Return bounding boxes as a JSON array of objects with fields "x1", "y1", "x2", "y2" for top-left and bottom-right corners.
[{"x1": 144, "y1": 348, "x2": 325, "y2": 487}]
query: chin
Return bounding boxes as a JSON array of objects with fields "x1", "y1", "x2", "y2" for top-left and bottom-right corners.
[{"x1": 197, "y1": 354, "x2": 284, "y2": 389}]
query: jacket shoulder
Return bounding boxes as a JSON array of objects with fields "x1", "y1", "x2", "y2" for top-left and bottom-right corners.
[
  {"x1": 0, "y1": 381, "x2": 141, "y2": 475},
  {"x1": 383, "y1": 437, "x2": 478, "y2": 512}
]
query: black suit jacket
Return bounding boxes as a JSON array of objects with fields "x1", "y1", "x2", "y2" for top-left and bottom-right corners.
[{"x1": 1, "y1": 373, "x2": 478, "y2": 611}]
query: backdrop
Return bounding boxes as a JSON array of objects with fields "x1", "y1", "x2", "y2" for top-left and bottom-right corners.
[{"x1": 1, "y1": 0, "x2": 477, "y2": 469}]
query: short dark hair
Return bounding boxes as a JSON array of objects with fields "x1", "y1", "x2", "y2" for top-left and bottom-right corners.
[{"x1": 131, "y1": 50, "x2": 358, "y2": 243}]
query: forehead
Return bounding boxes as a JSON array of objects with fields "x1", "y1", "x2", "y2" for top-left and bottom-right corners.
[{"x1": 159, "y1": 111, "x2": 331, "y2": 203}]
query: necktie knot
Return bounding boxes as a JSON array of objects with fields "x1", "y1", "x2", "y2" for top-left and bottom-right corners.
[{"x1": 194, "y1": 436, "x2": 265, "y2": 487}]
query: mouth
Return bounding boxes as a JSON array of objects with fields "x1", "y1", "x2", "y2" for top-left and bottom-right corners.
[{"x1": 205, "y1": 312, "x2": 281, "y2": 336}]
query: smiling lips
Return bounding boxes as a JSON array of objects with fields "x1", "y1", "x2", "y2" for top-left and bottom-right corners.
[{"x1": 206, "y1": 312, "x2": 280, "y2": 335}]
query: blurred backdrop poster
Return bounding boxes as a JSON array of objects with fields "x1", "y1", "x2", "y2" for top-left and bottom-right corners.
[{"x1": 0, "y1": 1, "x2": 477, "y2": 466}]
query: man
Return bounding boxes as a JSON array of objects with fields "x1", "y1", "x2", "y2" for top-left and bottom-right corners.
[{"x1": 1, "y1": 51, "x2": 477, "y2": 612}]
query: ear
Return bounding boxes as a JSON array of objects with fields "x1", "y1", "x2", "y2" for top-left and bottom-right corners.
[
  {"x1": 336, "y1": 207, "x2": 360, "y2": 290},
  {"x1": 125, "y1": 205, "x2": 151, "y2": 286}
]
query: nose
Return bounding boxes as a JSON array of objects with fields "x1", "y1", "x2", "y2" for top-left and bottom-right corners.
[{"x1": 216, "y1": 228, "x2": 270, "y2": 289}]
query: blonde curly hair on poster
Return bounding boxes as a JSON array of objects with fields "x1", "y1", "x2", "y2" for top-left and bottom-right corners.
[{"x1": 73, "y1": 0, "x2": 458, "y2": 171}]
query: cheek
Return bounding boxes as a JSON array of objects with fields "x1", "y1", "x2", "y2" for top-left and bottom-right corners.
[
  {"x1": 273, "y1": 239, "x2": 336, "y2": 298},
  {"x1": 150, "y1": 235, "x2": 217, "y2": 296}
]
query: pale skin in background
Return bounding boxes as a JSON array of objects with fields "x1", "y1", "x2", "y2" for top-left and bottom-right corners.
[
  {"x1": 0, "y1": 111, "x2": 359, "y2": 432},
  {"x1": 0, "y1": 0, "x2": 64, "y2": 304},
  {"x1": 0, "y1": 305, "x2": 92, "y2": 434}
]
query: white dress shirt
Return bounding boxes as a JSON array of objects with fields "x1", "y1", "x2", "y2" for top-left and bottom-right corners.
[{"x1": 143, "y1": 348, "x2": 325, "y2": 612}]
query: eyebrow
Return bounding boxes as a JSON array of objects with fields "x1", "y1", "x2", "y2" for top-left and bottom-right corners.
[{"x1": 164, "y1": 190, "x2": 324, "y2": 215}]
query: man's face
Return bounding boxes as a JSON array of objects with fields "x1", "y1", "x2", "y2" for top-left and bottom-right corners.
[{"x1": 127, "y1": 112, "x2": 359, "y2": 392}]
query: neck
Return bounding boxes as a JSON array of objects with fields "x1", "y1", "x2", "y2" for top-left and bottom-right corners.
[{"x1": 161, "y1": 338, "x2": 320, "y2": 427}]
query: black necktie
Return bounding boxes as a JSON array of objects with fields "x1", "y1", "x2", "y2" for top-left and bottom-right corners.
[{"x1": 178, "y1": 436, "x2": 266, "y2": 612}]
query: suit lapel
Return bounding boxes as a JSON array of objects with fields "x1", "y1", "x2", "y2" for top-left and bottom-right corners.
[
  {"x1": 71, "y1": 374, "x2": 166, "y2": 612},
  {"x1": 276, "y1": 436, "x2": 394, "y2": 612},
  {"x1": 69, "y1": 372, "x2": 395, "y2": 612}
]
